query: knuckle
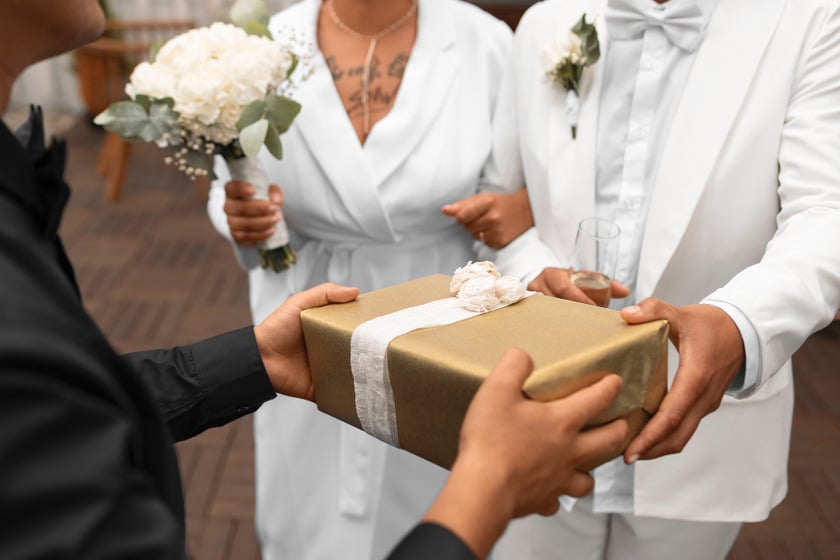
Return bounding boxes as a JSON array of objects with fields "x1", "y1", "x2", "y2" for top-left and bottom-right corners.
[{"x1": 661, "y1": 410, "x2": 684, "y2": 432}]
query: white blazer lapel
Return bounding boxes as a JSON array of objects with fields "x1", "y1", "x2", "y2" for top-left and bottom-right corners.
[
  {"x1": 362, "y1": 0, "x2": 458, "y2": 187},
  {"x1": 545, "y1": 3, "x2": 606, "y2": 258},
  {"x1": 638, "y1": 0, "x2": 786, "y2": 296},
  {"x1": 290, "y1": 0, "x2": 397, "y2": 241}
]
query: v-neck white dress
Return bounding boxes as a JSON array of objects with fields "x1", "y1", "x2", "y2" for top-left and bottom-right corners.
[{"x1": 207, "y1": 1, "x2": 512, "y2": 558}]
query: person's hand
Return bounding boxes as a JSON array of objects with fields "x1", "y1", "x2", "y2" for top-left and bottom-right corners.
[
  {"x1": 253, "y1": 283, "x2": 359, "y2": 400},
  {"x1": 621, "y1": 299, "x2": 745, "y2": 463},
  {"x1": 422, "y1": 348, "x2": 627, "y2": 558},
  {"x1": 527, "y1": 267, "x2": 630, "y2": 305},
  {"x1": 441, "y1": 187, "x2": 534, "y2": 249},
  {"x1": 459, "y1": 348, "x2": 627, "y2": 512},
  {"x1": 224, "y1": 180, "x2": 284, "y2": 246}
]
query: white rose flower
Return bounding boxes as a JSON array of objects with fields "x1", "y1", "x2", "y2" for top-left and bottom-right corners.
[
  {"x1": 123, "y1": 22, "x2": 297, "y2": 146},
  {"x1": 450, "y1": 261, "x2": 501, "y2": 294},
  {"x1": 540, "y1": 31, "x2": 583, "y2": 74},
  {"x1": 457, "y1": 276, "x2": 501, "y2": 313},
  {"x1": 495, "y1": 275, "x2": 527, "y2": 305},
  {"x1": 126, "y1": 62, "x2": 175, "y2": 100},
  {"x1": 541, "y1": 32, "x2": 583, "y2": 74}
]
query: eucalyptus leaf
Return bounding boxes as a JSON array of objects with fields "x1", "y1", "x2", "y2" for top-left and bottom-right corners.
[
  {"x1": 236, "y1": 100, "x2": 266, "y2": 131},
  {"x1": 571, "y1": 14, "x2": 590, "y2": 35},
  {"x1": 133, "y1": 94, "x2": 153, "y2": 113},
  {"x1": 182, "y1": 149, "x2": 214, "y2": 177},
  {"x1": 571, "y1": 14, "x2": 600, "y2": 66},
  {"x1": 157, "y1": 96, "x2": 176, "y2": 109},
  {"x1": 264, "y1": 122, "x2": 284, "y2": 160},
  {"x1": 230, "y1": 0, "x2": 270, "y2": 36},
  {"x1": 242, "y1": 21, "x2": 271, "y2": 38},
  {"x1": 94, "y1": 101, "x2": 152, "y2": 139},
  {"x1": 582, "y1": 34, "x2": 600, "y2": 66},
  {"x1": 239, "y1": 118, "x2": 269, "y2": 158},
  {"x1": 142, "y1": 102, "x2": 180, "y2": 141},
  {"x1": 265, "y1": 94, "x2": 302, "y2": 134},
  {"x1": 285, "y1": 53, "x2": 299, "y2": 80},
  {"x1": 149, "y1": 39, "x2": 164, "y2": 63}
]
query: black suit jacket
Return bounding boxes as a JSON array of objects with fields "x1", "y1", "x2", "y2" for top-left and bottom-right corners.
[{"x1": 0, "y1": 111, "x2": 475, "y2": 560}]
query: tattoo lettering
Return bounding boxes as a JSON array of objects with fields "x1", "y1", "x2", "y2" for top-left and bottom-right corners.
[
  {"x1": 346, "y1": 85, "x2": 398, "y2": 115},
  {"x1": 347, "y1": 55, "x2": 382, "y2": 82},
  {"x1": 388, "y1": 54, "x2": 409, "y2": 78},
  {"x1": 325, "y1": 56, "x2": 344, "y2": 80}
]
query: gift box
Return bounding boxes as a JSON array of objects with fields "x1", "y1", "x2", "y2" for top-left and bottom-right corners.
[{"x1": 301, "y1": 274, "x2": 668, "y2": 470}]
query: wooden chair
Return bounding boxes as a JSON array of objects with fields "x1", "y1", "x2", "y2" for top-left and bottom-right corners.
[{"x1": 75, "y1": 19, "x2": 194, "y2": 202}]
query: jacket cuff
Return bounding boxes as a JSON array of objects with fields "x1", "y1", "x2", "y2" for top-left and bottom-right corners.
[{"x1": 191, "y1": 326, "x2": 276, "y2": 420}]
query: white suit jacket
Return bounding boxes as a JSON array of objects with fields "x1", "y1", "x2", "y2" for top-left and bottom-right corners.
[{"x1": 483, "y1": 0, "x2": 840, "y2": 521}]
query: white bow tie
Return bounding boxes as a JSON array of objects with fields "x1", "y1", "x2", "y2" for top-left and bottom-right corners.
[{"x1": 605, "y1": 0, "x2": 706, "y2": 52}]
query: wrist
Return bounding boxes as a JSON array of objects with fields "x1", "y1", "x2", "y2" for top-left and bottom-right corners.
[
  {"x1": 252, "y1": 324, "x2": 277, "y2": 389},
  {"x1": 423, "y1": 451, "x2": 515, "y2": 558}
]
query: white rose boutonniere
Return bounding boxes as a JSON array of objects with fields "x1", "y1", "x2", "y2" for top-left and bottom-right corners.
[{"x1": 541, "y1": 14, "x2": 600, "y2": 139}]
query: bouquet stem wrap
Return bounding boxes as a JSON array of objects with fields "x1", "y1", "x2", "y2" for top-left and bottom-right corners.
[{"x1": 225, "y1": 156, "x2": 296, "y2": 271}]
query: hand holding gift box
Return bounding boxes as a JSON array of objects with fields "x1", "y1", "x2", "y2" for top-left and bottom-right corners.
[
  {"x1": 418, "y1": 347, "x2": 628, "y2": 558},
  {"x1": 302, "y1": 262, "x2": 668, "y2": 471}
]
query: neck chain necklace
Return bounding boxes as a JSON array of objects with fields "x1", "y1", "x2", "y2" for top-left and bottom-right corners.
[{"x1": 327, "y1": 0, "x2": 417, "y2": 137}]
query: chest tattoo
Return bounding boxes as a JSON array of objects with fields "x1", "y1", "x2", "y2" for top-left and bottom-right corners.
[{"x1": 326, "y1": 52, "x2": 410, "y2": 119}]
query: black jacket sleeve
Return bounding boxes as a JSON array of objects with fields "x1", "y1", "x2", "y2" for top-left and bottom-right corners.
[
  {"x1": 123, "y1": 327, "x2": 277, "y2": 441},
  {"x1": 387, "y1": 523, "x2": 478, "y2": 560}
]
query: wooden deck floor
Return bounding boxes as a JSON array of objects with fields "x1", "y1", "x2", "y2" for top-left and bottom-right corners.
[{"x1": 55, "y1": 118, "x2": 840, "y2": 559}]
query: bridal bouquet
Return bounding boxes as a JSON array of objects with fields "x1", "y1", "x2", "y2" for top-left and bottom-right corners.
[{"x1": 94, "y1": 0, "x2": 308, "y2": 271}]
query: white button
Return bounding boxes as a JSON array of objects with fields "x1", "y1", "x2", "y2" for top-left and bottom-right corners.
[
  {"x1": 628, "y1": 122, "x2": 650, "y2": 141},
  {"x1": 620, "y1": 196, "x2": 644, "y2": 211},
  {"x1": 640, "y1": 55, "x2": 661, "y2": 71}
]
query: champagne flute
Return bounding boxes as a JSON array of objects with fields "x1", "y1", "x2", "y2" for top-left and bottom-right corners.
[{"x1": 569, "y1": 218, "x2": 620, "y2": 307}]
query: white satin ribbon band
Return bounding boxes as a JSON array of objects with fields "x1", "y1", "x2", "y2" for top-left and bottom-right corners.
[{"x1": 350, "y1": 293, "x2": 534, "y2": 447}]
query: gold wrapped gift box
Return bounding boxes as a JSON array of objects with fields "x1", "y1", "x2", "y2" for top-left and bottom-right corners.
[{"x1": 301, "y1": 274, "x2": 668, "y2": 470}]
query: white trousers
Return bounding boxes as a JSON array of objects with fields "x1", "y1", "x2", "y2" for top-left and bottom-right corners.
[{"x1": 492, "y1": 495, "x2": 742, "y2": 560}]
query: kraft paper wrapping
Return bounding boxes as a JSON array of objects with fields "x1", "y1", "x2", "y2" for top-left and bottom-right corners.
[{"x1": 301, "y1": 274, "x2": 668, "y2": 470}]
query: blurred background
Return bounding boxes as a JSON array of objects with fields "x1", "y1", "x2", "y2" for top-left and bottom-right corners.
[{"x1": 8, "y1": 0, "x2": 298, "y2": 116}]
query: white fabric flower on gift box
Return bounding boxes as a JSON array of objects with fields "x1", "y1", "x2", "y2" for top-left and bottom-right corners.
[
  {"x1": 451, "y1": 261, "x2": 529, "y2": 312},
  {"x1": 457, "y1": 276, "x2": 502, "y2": 313},
  {"x1": 495, "y1": 275, "x2": 527, "y2": 305},
  {"x1": 449, "y1": 261, "x2": 501, "y2": 294}
]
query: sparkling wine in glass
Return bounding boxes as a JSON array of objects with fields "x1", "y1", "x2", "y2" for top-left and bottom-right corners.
[{"x1": 569, "y1": 218, "x2": 620, "y2": 307}]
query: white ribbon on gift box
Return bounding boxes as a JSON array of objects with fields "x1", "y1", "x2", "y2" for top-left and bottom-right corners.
[{"x1": 350, "y1": 292, "x2": 534, "y2": 447}]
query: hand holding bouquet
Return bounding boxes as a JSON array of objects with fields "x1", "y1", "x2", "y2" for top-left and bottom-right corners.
[{"x1": 95, "y1": 0, "x2": 308, "y2": 271}]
